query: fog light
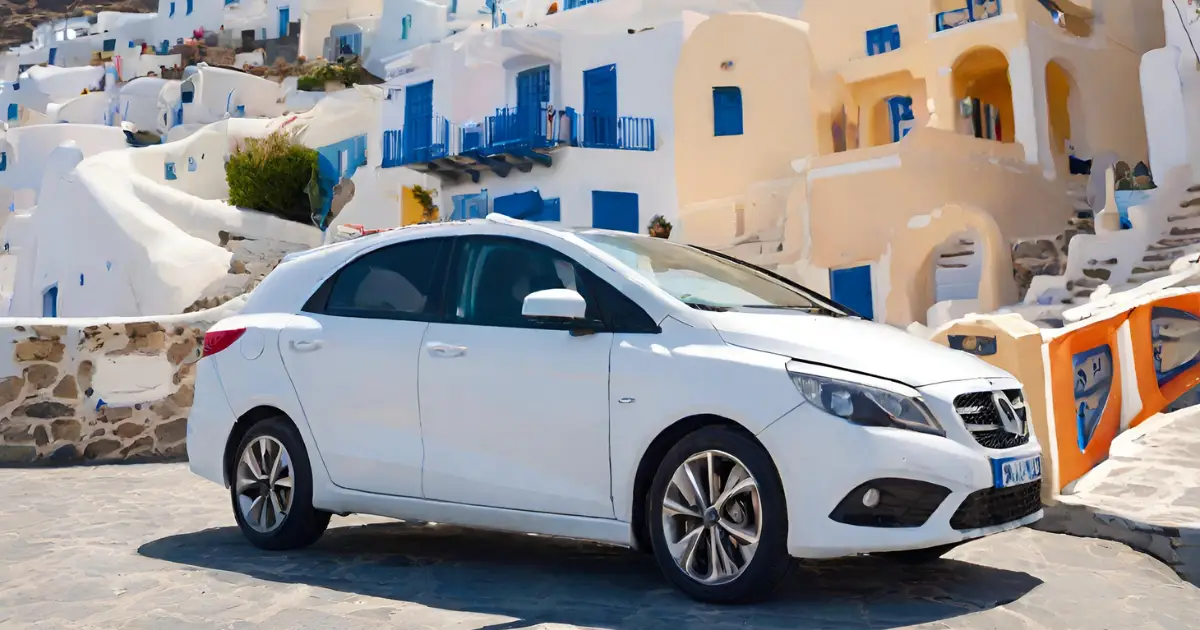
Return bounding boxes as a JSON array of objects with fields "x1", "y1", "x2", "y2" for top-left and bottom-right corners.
[{"x1": 862, "y1": 488, "x2": 881, "y2": 508}]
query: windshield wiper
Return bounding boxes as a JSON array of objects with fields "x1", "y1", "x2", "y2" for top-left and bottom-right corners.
[
  {"x1": 683, "y1": 301, "x2": 733, "y2": 312},
  {"x1": 739, "y1": 304, "x2": 845, "y2": 316}
]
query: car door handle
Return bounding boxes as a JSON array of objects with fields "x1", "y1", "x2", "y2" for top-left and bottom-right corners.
[
  {"x1": 290, "y1": 339, "x2": 323, "y2": 352},
  {"x1": 426, "y1": 343, "x2": 467, "y2": 358}
]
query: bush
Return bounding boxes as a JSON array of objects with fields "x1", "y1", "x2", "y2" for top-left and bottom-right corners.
[{"x1": 226, "y1": 129, "x2": 319, "y2": 225}]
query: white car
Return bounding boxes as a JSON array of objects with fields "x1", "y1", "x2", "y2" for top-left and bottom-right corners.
[{"x1": 186, "y1": 214, "x2": 1043, "y2": 603}]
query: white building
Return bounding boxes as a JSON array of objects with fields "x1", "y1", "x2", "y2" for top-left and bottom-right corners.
[{"x1": 376, "y1": 0, "x2": 804, "y2": 232}]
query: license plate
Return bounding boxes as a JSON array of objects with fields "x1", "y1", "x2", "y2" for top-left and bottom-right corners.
[{"x1": 992, "y1": 454, "x2": 1042, "y2": 489}]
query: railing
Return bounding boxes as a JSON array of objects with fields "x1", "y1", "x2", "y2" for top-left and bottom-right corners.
[
  {"x1": 935, "y1": 0, "x2": 1002, "y2": 32},
  {"x1": 563, "y1": 0, "x2": 604, "y2": 10},
  {"x1": 464, "y1": 106, "x2": 564, "y2": 153},
  {"x1": 574, "y1": 113, "x2": 656, "y2": 152},
  {"x1": 380, "y1": 116, "x2": 458, "y2": 168}
]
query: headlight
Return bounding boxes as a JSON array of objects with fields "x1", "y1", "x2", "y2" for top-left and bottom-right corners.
[{"x1": 787, "y1": 363, "x2": 944, "y2": 436}]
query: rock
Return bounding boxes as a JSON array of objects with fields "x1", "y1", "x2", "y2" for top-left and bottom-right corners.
[
  {"x1": 167, "y1": 339, "x2": 197, "y2": 365},
  {"x1": 1012, "y1": 239, "x2": 1058, "y2": 260},
  {"x1": 169, "y1": 384, "x2": 194, "y2": 408},
  {"x1": 112, "y1": 323, "x2": 167, "y2": 355},
  {"x1": 88, "y1": 429, "x2": 104, "y2": 438},
  {"x1": 0, "y1": 422, "x2": 35, "y2": 444},
  {"x1": 150, "y1": 401, "x2": 177, "y2": 420},
  {"x1": 49, "y1": 444, "x2": 78, "y2": 461},
  {"x1": 162, "y1": 442, "x2": 188, "y2": 459},
  {"x1": 33, "y1": 425, "x2": 47, "y2": 446},
  {"x1": 52, "y1": 375, "x2": 77, "y2": 399},
  {"x1": 230, "y1": 259, "x2": 249, "y2": 274},
  {"x1": 83, "y1": 439, "x2": 122, "y2": 460},
  {"x1": 121, "y1": 436, "x2": 154, "y2": 458},
  {"x1": 1083, "y1": 268, "x2": 1113, "y2": 281},
  {"x1": 50, "y1": 419, "x2": 81, "y2": 442},
  {"x1": 154, "y1": 418, "x2": 188, "y2": 444},
  {"x1": 98, "y1": 406, "x2": 134, "y2": 423},
  {"x1": 14, "y1": 339, "x2": 64, "y2": 363},
  {"x1": 114, "y1": 422, "x2": 144, "y2": 439},
  {"x1": 77, "y1": 361, "x2": 94, "y2": 391},
  {"x1": 15, "y1": 401, "x2": 74, "y2": 420},
  {"x1": 0, "y1": 444, "x2": 36, "y2": 464},
  {"x1": 0, "y1": 376, "x2": 25, "y2": 408},
  {"x1": 31, "y1": 325, "x2": 66, "y2": 339},
  {"x1": 22, "y1": 364, "x2": 58, "y2": 390}
]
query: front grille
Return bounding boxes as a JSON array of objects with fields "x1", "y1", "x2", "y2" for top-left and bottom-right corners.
[
  {"x1": 953, "y1": 390, "x2": 1031, "y2": 449},
  {"x1": 949, "y1": 480, "x2": 1043, "y2": 530}
]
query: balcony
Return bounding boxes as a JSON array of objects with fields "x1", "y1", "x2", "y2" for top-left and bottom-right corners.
[
  {"x1": 935, "y1": 0, "x2": 1002, "y2": 32},
  {"x1": 381, "y1": 107, "x2": 656, "y2": 183}
]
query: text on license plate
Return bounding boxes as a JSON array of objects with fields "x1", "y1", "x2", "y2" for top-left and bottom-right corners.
[{"x1": 992, "y1": 454, "x2": 1042, "y2": 489}]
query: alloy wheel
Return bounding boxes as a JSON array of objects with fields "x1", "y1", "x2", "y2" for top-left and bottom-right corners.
[
  {"x1": 235, "y1": 435, "x2": 294, "y2": 534},
  {"x1": 661, "y1": 450, "x2": 762, "y2": 586}
]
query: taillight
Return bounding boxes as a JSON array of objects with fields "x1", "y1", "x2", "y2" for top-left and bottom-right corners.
[{"x1": 202, "y1": 328, "x2": 246, "y2": 358}]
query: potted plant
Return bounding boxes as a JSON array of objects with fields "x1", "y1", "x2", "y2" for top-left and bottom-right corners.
[{"x1": 647, "y1": 214, "x2": 672, "y2": 239}]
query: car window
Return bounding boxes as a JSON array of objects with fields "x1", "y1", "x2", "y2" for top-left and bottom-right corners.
[
  {"x1": 318, "y1": 238, "x2": 447, "y2": 320},
  {"x1": 451, "y1": 237, "x2": 603, "y2": 329}
]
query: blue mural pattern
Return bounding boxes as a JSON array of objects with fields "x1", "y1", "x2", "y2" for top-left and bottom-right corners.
[
  {"x1": 1072, "y1": 345, "x2": 1113, "y2": 451},
  {"x1": 1151, "y1": 307, "x2": 1200, "y2": 386}
]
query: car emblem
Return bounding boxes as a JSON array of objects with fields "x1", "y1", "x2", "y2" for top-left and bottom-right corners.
[{"x1": 992, "y1": 392, "x2": 1026, "y2": 437}]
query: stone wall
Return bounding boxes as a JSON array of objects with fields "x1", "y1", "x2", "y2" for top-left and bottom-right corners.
[{"x1": 0, "y1": 303, "x2": 240, "y2": 465}]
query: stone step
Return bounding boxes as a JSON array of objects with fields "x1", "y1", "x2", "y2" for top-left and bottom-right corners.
[
  {"x1": 937, "y1": 262, "x2": 969, "y2": 269},
  {"x1": 1168, "y1": 208, "x2": 1200, "y2": 222},
  {"x1": 1149, "y1": 236, "x2": 1200, "y2": 250},
  {"x1": 1081, "y1": 268, "x2": 1112, "y2": 281},
  {"x1": 940, "y1": 250, "x2": 974, "y2": 259},
  {"x1": 1086, "y1": 258, "x2": 1118, "y2": 266},
  {"x1": 1169, "y1": 225, "x2": 1200, "y2": 236}
]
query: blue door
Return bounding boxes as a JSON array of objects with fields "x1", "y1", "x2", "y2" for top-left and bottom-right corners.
[
  {"x1": 591, "y1": 191, "x2": 638, "y2": 232},
  {"x1": 404, "y1": 81, "x2": 434, "y2": 162},
  {"x1": 517, "y1": 65, "x2": 550, "y2": 141},
  {"x1": 829, "y1": 265, "x2": 874, "y2": 320},
  {"x1": 42, "y1": 285, "x2": 58, "y2": 317},
  {"x1": 493, "y1": 190, "x2": 544, "y2": 220},
  {"x1": 278, "y1": 7, "x2": 291, "y2": 38},
  {"x1": 887, "y1": 95, "x2": 915, "y2": 142},
  {"x1": 48, "y1": 48, "x2": 57, "y2": 65},
  {"x1": 583, "y1": 64, "x2": 617, "y2": 148},
  {"x1": 6, "y1": 104, "x2": 16, "y2": 121}
]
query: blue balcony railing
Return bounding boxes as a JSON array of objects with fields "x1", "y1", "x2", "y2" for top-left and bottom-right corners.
[
  {"x1": 936, "y1": 0, "x2": 1002, "y2": 32},
  {"x1": 563, "y1": 0, "x2": 604, "y2": 10},
  {"x1": 380, "y1": 116, "x2": 457, "y2": 168},
  {"x1": 463, "y1": 106, "x2": 565, "y2": 154},
  {"x1": 573, "y1": 113, "x2": 655, "y2": 152}
]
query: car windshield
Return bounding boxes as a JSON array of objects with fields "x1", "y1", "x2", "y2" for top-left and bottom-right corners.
[{"x1": 575, "y1": 232, "x2": 845, "y2": 315}]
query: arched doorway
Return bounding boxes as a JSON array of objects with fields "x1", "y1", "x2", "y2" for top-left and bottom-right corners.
[
  {"x1": 952, "y1": 47, "x2": 1013, "y2": 143},
  {"x1": 1046, "y1": 59, "x2": 1086, "y2": 169}
]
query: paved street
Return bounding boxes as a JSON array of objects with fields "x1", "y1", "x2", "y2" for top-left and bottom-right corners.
[{"x1": 1, "y1": 464, "x2": 1198, "y2": 629}]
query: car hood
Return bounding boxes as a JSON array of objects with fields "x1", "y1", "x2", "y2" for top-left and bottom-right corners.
[{"x1": 706, "y1": 311, "x2": 1014, "y2": 388}]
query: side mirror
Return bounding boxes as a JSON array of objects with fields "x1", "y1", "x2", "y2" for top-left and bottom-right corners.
[{"x1": 522, "y1": 288, "x2": 587, "y2": 321}]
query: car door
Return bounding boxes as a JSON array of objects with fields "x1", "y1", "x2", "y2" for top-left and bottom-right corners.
[
  {"x1": 418, "y1": 235, "x2": 616, "y2": 518},
  {"x1": 279, "y1": 236, "x2": 451, "y2": 498}
]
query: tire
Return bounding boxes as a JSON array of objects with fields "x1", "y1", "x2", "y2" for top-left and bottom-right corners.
[
  {"x1": 229, "y1": 417, "x2": 330, "y2": 551},
  {"x1": 647, "y1": 426, "x2": 791, "y2": 604},
  {"x1": 873, "y1": 542, "x2": 962, "y2": 565}
]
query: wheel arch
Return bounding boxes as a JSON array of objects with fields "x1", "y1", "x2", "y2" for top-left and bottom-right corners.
[
  {"x1": 222, "y1": 405, "x2": 295, "y2": 486},
  {"x1": 629, "y1": 414, "x2": 766, "y2": 553}
]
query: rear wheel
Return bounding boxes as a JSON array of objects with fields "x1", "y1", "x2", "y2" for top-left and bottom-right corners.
[
  {"x1": 230, "y1": 417, "x2": 330, "y2": 550},
  {"x1": 647, "y1": 426, "x2": 791, "y2": 604}
]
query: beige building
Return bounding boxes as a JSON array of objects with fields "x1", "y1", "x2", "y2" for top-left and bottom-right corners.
[{"x1": 673, "y1": 0, "x2": 1165, "y2": 326}]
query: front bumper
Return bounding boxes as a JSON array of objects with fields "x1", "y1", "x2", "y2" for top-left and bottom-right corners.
[{"x1": 758, "y1": 377, "x2": 1043, "y2": 558}]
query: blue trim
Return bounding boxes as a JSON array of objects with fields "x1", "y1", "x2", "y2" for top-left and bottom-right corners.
[
  {"x1": 0, "y1": 152, "x2": 6, "y2": 172},
  {"x1": 165, "y1": 162, "x2": 178, "y2": 180},
  {"x1": 712, "y1": 86, "x2": 743, "y2": 137},
  {"x1": 1151, "y1": 307, "x2": 1200, "y2": 386},
  {"x1": 887, "y1": 95, "x2": 915, "y2": 142},
  {"x1": 1072, "y1": 345, "x2": 1113, "y2": 451}
]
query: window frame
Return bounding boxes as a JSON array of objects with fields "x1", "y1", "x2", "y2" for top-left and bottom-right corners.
[
  {"x1": 301, "y1": 236, "x2": 454, "y2": 322},
  {"x1": 442, "y1": 235, "x2": 660, "y2": 334}
]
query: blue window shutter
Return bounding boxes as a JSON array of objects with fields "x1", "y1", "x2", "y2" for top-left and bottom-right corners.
[
  {"x1": 712, "y1": 87, "x2": 743, "y2": 137},
  {"x1": 42, "y1": 285, "x2": 58, "y2": 318},
  {"x1": 866, "y1": 25, "x2": 900, "y2": 56},
  {"x1": 539, "y1": 198, "x2": 561, "y2": 222},
  {"x1": 186, "y1": 0, "x2": 193, "y2": 14},
  {"x1": 829, "y1": 266, "x2": 874, "y2": 320},
  {"x1": 169, "y1": 1, "x2": 175, "y2": 17},
  {"x1": 5, "y1": 104, "x2": 15, "y2": 121},
  {"x1": 591, "y1": 191, "x2": 639, "y2": 233}
]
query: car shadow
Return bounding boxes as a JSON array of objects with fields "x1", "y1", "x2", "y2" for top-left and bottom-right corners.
[{"x1": 138, "y1": 520, "x2": 1043, "y2": 629}]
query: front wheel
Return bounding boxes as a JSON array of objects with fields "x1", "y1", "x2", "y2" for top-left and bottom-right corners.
[
  {"x1": 647, "y1": 426, "x2": 792, "y2": 604},
  {"x1": 230, "y1": 417, "x2": 330, "y2": 550}
]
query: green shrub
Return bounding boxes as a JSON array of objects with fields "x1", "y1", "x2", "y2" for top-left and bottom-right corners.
[
  {"x1": 296, "y1": 75, "x2": 322, "y2": 91},
  {"x1": 226, "y1": 130, "x2": 319, "y2": 225}
]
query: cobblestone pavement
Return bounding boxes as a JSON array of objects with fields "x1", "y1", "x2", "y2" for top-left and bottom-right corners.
[{"x1": 2, "y1": 464, "x2": 1199, "y2": 629}]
